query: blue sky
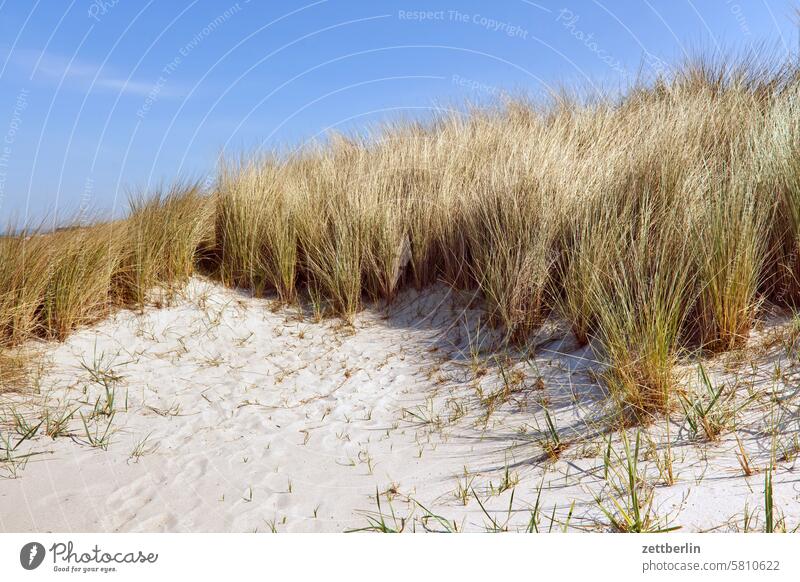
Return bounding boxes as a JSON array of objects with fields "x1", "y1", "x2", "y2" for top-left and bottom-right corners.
[{"x1": 0, "y1": 0, "x2": 797, "y2": 224}]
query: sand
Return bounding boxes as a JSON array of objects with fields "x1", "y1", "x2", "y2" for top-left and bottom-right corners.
[{"x1": 1, "y1": 278, "x2": 799, "y2": 532}]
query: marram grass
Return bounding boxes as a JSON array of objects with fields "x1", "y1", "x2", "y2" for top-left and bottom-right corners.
[{"x1": 2, "y1": 56, "x2": 800, "y2": 420}]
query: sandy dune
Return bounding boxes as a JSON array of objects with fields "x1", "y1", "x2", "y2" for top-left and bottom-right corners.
[{"x1": 1, "y1": 278, "x2": 799, "y2": 532}]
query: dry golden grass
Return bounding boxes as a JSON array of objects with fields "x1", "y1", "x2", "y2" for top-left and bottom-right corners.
[
  {"x1": 0, "y1": 232, "x2": 52, "y2": 346},
  {"x1": 0, "y1": 184, "x2": 213, "y2": 390},
  {"x1": 3, "y1": 56, "x2": 800, "y2": 419},
  {"x1": 216, "y1": 158, "x2": 298, "y2": 302},
  {"x1": 115, "y1": 183, "x2": 214, "y2": 308},
  {"x1": 38, "y1": 223, "x2": 121, "y2": 340}
]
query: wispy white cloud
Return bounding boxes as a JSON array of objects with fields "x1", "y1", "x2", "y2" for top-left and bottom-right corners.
[
  {"x1": 93, "y1": 77, "x2": 169, "y2": 96},
  {"x1": 1, "y1": 47, "x2": 182, "y2": 97}
]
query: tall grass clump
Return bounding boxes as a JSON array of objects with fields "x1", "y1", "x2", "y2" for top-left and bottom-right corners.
[
  {"x1": 469, "y1": 185, "x2": 557, "y2": 343},
  {"x1": 591, "y1": 199, "x2": 697, "y2": 419},
  {"x1": 216, "y1": 158, "x2": 298, "y2": 302},
  {"x1": 691, "y1": 172, "x2": 771, "y2": 352},
  {"x1": 683, "y1": 73, "x2": 776, "y2": 351},
  {"x1": 0, "y1": 232, "x2": 52, "y2": 346},
  {"x1": 557, "y1": 180, "x2": 621, "y2": 346},
  {"x1": 0, "y1": 232, "x2": 43, "y2": 390},
  {"x1": 294, "y1": 135, "x2": 416, "y2": 308},
  {"x1": 0, "y1": 223, "x2": 121, "y2": 389},
  {"x1": 115, "y1": 183, "x2": 213, "y2": 308},
  {"x1": 38, "y1": 224, "x2": 121, "y2": 340},
  {"x1": 759, "y1": 83, "x2": 800, "y2": 306},
  {"x1": 290, "y1": 142, "x2": 367, "y2": 320}
]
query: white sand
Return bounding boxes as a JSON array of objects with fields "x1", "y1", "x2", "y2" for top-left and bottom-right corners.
[{"x1": 1, "y1": 278, "x2": 799, "y2": 532}]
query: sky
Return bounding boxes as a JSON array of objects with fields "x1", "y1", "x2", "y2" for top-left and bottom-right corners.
[{"x1": 0, "y1": 0, "x2": 798, "y2": 225}]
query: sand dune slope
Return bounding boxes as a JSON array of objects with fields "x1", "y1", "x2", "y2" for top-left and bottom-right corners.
[{"x1": 1, "y1": 279, "x2": 798, "y2": 532}]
